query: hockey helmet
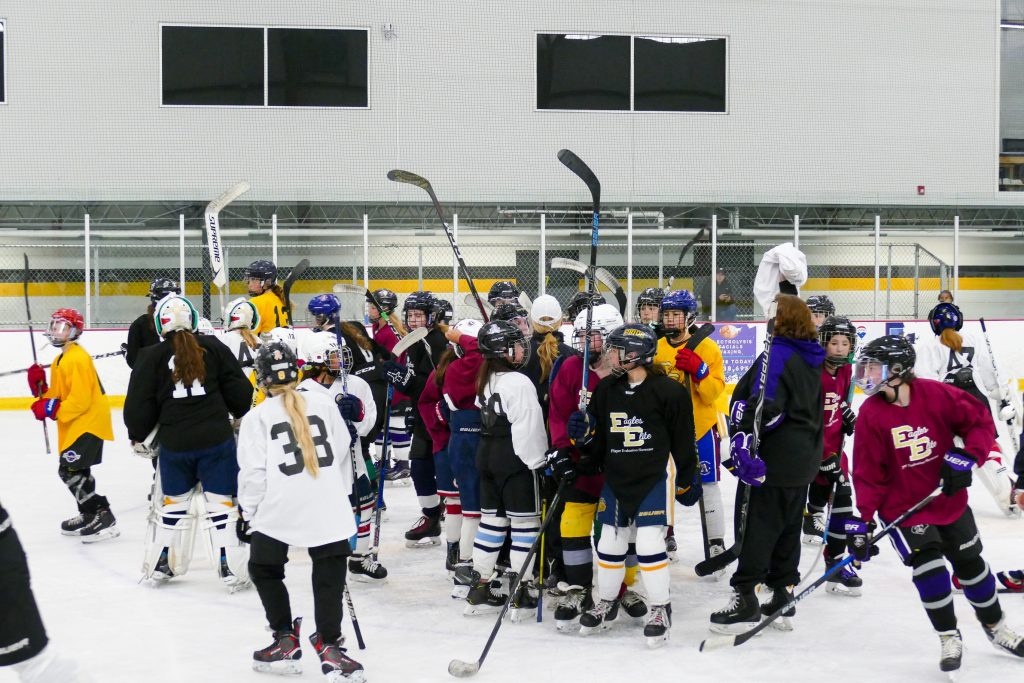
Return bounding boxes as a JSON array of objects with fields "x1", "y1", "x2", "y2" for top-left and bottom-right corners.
[
  {"x1": 451, "y1": 318, "x2": 484, "y2": 358},
  {"x1": 367, "y1": 289, "x2": 398, "y2": 315},
  {"x1": 308, "y1": 293, "x2": 341, "y2": 328},
  {"x1": 225, "y1": 298, "x2": 261, "y2": 332},
  {"x1": 819, "y1": 315, "x2": 857, "y2": 368},
  {"x1": 435, "y1": 298, "x2": 454, "y2": 325},
  {"x1": 566, "y1": 291, "x2": 606, "y2": 321},
  {"x1": 660, "y1": 289, "x2": 698, "y2": 330},
  {"x1": 46, "y1": 308, "x2": 85, "y2": 347},
  {"x1": 805, "y1": 295, "x2": 836, "y2": 316},
  {"x1": 928, "y1": 302, "x2": 964, "y2": 335},
  {"x1": 255, "y1": 340, "x2": 300, "y2": 388},
  {"x1": 635, "y1": 287, "x2": 665, "y2": 320},
  {"x1": 606, "y1": 323, "x2": 658, "y2": 375},
  {"x1": 854, "y1": 335, "x2": 916, "y2": 396},
  {"x1": 403, "y1": 291, "x2": 437, "y2": 328},
  {"x1": 487, "y1": 280, "x2": 521, "y2": 305},
  {"x1": 477, "y1": 320, "x2": 530, "y2": 368},
  {"x1": 153, "y1": 296, "x2": 199, "y2": 338},
  {"x1": 148, "y1": 277, "x2": 181, "y2": 303},
  {"x1": 572, "y1": 304, "x2": 624, "y2": 356}
]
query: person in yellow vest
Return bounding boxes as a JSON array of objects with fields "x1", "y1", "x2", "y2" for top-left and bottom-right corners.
[
  {"x1": 246, "y1": 260, "x2": 289, "y2": 333},
  {"x1": 653, "y1": 289, "x2": 727, "y2": 566},
  {"x1": 26, "y1": 308, "x2": 117, "y2": 542}
]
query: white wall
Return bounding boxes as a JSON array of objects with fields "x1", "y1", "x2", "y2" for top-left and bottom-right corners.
[
  {"x1": 0, "y1": 1, "x2": 1011, "y2": 205},
  {"x1": 1003, "y1": 0, "x2": 1024, "y2": 142}
]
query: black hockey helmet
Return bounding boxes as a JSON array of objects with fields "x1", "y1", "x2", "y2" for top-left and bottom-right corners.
[
  {"x1": 854, "y1": 334, "x2": 915, "y2": 396},
  {"x1": 367, "y1": 288, "x2": 398, "y2": 315},
  {"x1": 255, "y1": 340, "x2": 300, "y2": 388},
  {"x1": 805, "y1": 295, "x2": 836, "y2": 316},
  {"x1": 245, "y1": 260, "x2": 278, "y2": 287},
  {"x1": 566, "y1": 291, "x2": 606, "y2": 321},
  {"x1": 492, "y1": 301, "x2": 528, "y2": 322},
  {"x1": 927, "y1": 302, "x2": 964, "y2": 335},
  {"x1": 403, "y1": 291, "x2": 437, "y2": 327},
  {"x1": 487, "y1": 281, "x2": 521, "y2": 305},
  {"x1": 148, "y1": 277, "x2": 181, "y2": 303},
  {"x1": 635, "y1": 287, "x2": 664, "y2": 316},
  {"x1": 819, "y1": 315, "x2": 857, "y2": 368},
  {"x1": 434, "y1": 298, "x2": 454, "y2": 325},
  {"x1": 606, "y1": 323, "x2": 658, "y2": 375},
  {"x1": 477, "y1": 319, "x2": 530, "y2": 368}
]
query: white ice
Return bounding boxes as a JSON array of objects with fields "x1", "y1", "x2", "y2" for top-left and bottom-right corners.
[{"x1": 1, "y1": 409, "x2": 1022, "y2": 683}]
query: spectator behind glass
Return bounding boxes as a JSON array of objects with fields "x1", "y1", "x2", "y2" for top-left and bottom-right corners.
[
  {"x1": 937, "y1": 290, "x2": 954, "y2": 304},
  {"x1": 699, "y1": 268, "x2": 738, "y2": 321}
]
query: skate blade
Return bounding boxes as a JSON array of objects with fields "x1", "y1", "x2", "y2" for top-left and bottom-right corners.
[
  {"x1": 942, "y1": 667, "x2": 961, "y2": 682},
  {"x1": 510, "y1": 607, "x2": 534, "y2": 623},
  {"x1": 61, "y1": 529, "x2": 85, "y2": 537},
  {"x1": 801, "y1": 535, "x2": 823, "y2": 546},
  {"x1": 646, "y1": 633, "x2": 670, "y2": 649},
  {"x1": 252, "y1": 660, "x2": 302, "y2": 676},
  {"x1": 708, "y1": 620, "x2": 760, "y2": 636},
  {"x1": 350, "y1": 573, "x2": 388, "y2": 584},
  {"x1": 555, "y1": 618, "x2": 581, "y2": 633},
  {"x1": 405, "y1": 537, "x2": 441, "y2": 548},
  {"x1": 451, "y1": 586, "x2": 470, "y2": 600},
  {"x1": 768, "y1": 616, "x2": 794, "y2": 632},
  {"x1": 225, "y1": 579, "x2": 253, "y2": 594},
  {"x1": 385, "y1": 479, "x2": 412, "y2": 487},
  {"x1": 81, "y1": 527, "x2": 120, "y2": 544},
  {"x1": 463, "y1": 603, "x2": 502, "y2": 616},
  {"x1": 578, "y1": 621, "x2": 614, "y2": 636},
  {"x1": 826, "y1": 583, "x2": 862, "y2": 598},
  {"x1": 326, "y1": 671, "x2": 366, "y2": 683}
]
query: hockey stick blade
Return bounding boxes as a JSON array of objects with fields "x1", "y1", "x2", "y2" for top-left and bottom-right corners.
[
  {"x1": 550, "y1": 257, "x2": 588, "y2": 275},
  {"x1": 674, "y1": 227, "x2": 708, "y2": 268},
  {"x1": 332, "y1": 283, "x2": 365, "y2": 296},
  {"x1": 557, "y1": 149, "x2": 601, "y2": 205},
  {"x1": 595, "y1": 267, "x2": 627, "y2": 315},
  {"x1": 464, "y1": 293, "x2": 494, "y2": 314},
  {"x1": 392, "y1": 327, "x2": 428, "y2": 357},
  {"x1": 282, "y1": 259, "x2": 309, "y2": 321},
  {"x1": 448, "y1": 660, "x2": 480, "y2": 678},
  {"x1": 518, "y1": 291, "x2": 532, "y2": 311},
  {"x1": 204, "y1": 181, "x2": 250, "y2": 290},
  {"x1": 387, "y1": 169, "x2": 431, "y2": 190}
]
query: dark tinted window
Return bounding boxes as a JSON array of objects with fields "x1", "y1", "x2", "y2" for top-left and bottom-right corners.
[
  {"x1": 267, "y1": 29, "x2": 367, "y2": 107},
  {"x1": 537, "y1": 34, "x2": 630, "y2": 110},
  {"x1": 0, "y1": 23, "x2": 5, "y2": 103},
  {"x1": 162, "y1": 26, "x2": 264, "y2": 106},
  {"x1": 634, "y1": 37, "x2": 726, "y2": 112}
]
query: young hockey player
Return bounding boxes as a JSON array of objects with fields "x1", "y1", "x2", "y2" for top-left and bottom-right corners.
[
  {"x1": 460, "y1": 320, "x2": 548, "y2": 619},
  {"x1": 566, "y1": 291, "x2": 607, "y2": 322},
  {"x1": 487, "y1": 280, "x2": 521, "y2": 307},
  {"x1": 245, "y1": 260, "x2": 289, "y2": 333},
  {"x1": 556, "y1": 323, "x2": 698, "y2": 647},
  {"x1": 653, "y1": 290, "x2": 727, "y2": 567},
  {"x1": 805, "y1": 294, "x2": 835, "y2": 329},
  {"x1": 125, "y1": 277, "x2": 180, "y2": 368},
  {"x1": 848, "y1": 334, "x2": 1024, "y2": 677},
  {"x1": 298, "y1": 333, "x2": 384, "y2": 582},
  {"x1": 915, "y1": 302, "x2": 1019, "y2": 517},
  {"x1": 124, "y1": 295, "x2": 253, "y2": 586},
  {"x1": 368, "y1": 290, "x2": 413, "y2": 483},
  {"x1": 710, "y1": 294, "x2": 824, "y2": 634},
  {"x1": 238, "y1": 341, "x2": 365, "y2": 682},
  {"x1": 220, "y1": 297, "x2": 262, "y2": 391},
  {"x1": 635, "y1": 287, "x2": 664, "y2": 326},
  {"x1": 27, "y1": 308, "x2": 117, "y2": 541},
  {"x1": 381, "y1": 292, "x2": 449, "y2": 546}
]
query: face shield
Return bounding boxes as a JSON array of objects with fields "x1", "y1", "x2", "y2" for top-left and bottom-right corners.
[
  {"x1": 854, "y1": 357, "x2": 889, "y2": 396},
  {"x1": 46, "y1": 318, "x2": 79, "y2": 347}
]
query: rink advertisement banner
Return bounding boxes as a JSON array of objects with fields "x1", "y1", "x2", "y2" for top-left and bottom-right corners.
[{"x1": 712, "y1": 323, "x2": 759, "y2": 384}]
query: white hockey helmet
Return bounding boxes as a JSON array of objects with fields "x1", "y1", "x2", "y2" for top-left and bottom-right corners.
[
  {"x1": 304, "y1": 331, "x2": 344, "y2": 374},
  {"x1": 196, "y1": 317, "x2": 216, "y2": 336},
  {"x1": 451, "y1": 318, "x2": 484, "y2": 358},
  {"x1": 261, "y1": 327, "x2": 299, "y2": 358},
  {"x1": 154, "y1": 295, "x2": 199, "y2": 337},
  {"x1": 529, "y1": 294, "x2": 563, "y2": 330},
  {"x1": 225, "y1": 297, "x2": 260, "y2": 332},
  {"x1": 572, "y1": 303, "x2": 624, "y2": 355}
]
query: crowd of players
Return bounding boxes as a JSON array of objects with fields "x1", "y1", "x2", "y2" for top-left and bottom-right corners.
[{"x1": 3, "y1": 259, "x2": 1024, "y2": 681}]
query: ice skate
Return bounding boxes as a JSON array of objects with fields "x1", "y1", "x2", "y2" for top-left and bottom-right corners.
[
  {"x1": 707, "y1": 539, "x2": 727, "y2": 580},
  {"x1": 464, "y1": 579, "x2": 505, "y2": 616},
  {"x1": 309, "y1": 631, "x2": 366, "y2": 682},
  {"x1": 801, "y1": 510, "x2": 825, "y2": 545},
  {"x1": 508, "y1": 574, "x2": 539, "y2": 622},
  {"x1": 150, "y1": 548, "x2": 174, "y2": 583},
  {"x1": 644, "y1": 603, "x2": 672, "y2": 648},
  {"x1": 579, "y1": 598, "x2": 619, "y2": 636},
  {"x1": 760, "y1": 586, "x2": 795, "y2": 632},
  {"x1": 453, "y1": 564, "x2": 480, "y2": 587},
  {"x1": 60, "y1": 512, "x2": 93, "y2": 536},
  {"x1": 983, "y1": 616, "x2": 1024, "y2": 658},
  {"x1": 404, "y1": 513, "x2": 441, "y2": 548},
  {"x1": 451, "y1": 579, "x2": 470, "y2": 600},
  {"x1": 665, "y1": 528, "x2": 678, "y2": 564},
  {"x1": 938, "y1": 629, "x2": 963, "y2": 680},
  {"x1": 709, "y1": 589, "x2": 760, "y2": 635},
  {"x1": 253, "y1": 616, "x2": 302, "y2": 676},
  {"x1": 825, "y1": 558, "x2": 863, "y2": 597},
  {"x1": 79, "y1": 508, "x2": 119, "y2": 543},
  {"x1": 384, "y1": 460, "x2": 411, "y2": 486},
  {"x1": 554, "y1": 585, "x2": 592, "y2": 632},
  {"x1": 348, "y1": 554, "x2": 388, "y2": 582},
  {"x1": 219, "y1": 551, "x2": 251, "y2": 593},
  {"x1": 997, "y1": 570, "x2": 1024, "y2": 593},
  {"x1": 445, "y1": 542, "x2": 460, "y2": 574},
  {"x1": 620, "y1": 588, "x2": 648, "y2": 619}
]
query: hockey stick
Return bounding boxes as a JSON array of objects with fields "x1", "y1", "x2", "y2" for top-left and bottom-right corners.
[
  {"x1": 370, "y1": 383, "x2": 392, "y2": 563},
  {"x1": 666, "y1": 227, "x2": 709, "y2": 291},
  {"x1": 387, "y1": 170, "x2": 489, "y2": 322},
  {"x1": 550, "y1": 257, "x2": 621, "y2": 298},
  {"x1": 449, "y1": 480, "x2": 569, "y2": 678},
  {"x1": 281, "y1": 259, "x2": 309, "y2": 325},
  {"x1": 464, "y1": 293, "x2": 494, "y2": 316},
  {"x1": 980, "y1": 318, "x2": 1020, "y2": 454},
  {"x1": 694, "y1": 307, "x2": 776, "y2": 577},
  {"x1": 337, "y1": 351, "x2": 368, "y2": 651},
  {"x1": 700, "y1": 484, "x2": 944, "y2": 651},
  {"x1": 204, "y1": 181, "x2": 250, "y2": 319},
  {"x1": 23, "y1": 254, "x2": 51, "y2": 455},
  {"x1": 343, "y1": 584, "x2": 366, "y2": 650},
  {"x1": 0, "y1": 348, "x2": 126, "y2": 378},
  {"x1": 557, "y1": 149, "x2": 601, "y2": 409},
  {"x1": 335, "y1": 284, "x2": 408, "y2": 338}
]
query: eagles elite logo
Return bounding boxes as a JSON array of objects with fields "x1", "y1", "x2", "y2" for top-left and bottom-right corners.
[
  {"x1": 824, "y1": 392, "x2": 840, "y2": 424},
  {"x1": 609, "y1": 413, "x2": 652, "y2": 447},
  {"x1": 891, "y1": 426, "x2": 937, "y2": 465}
]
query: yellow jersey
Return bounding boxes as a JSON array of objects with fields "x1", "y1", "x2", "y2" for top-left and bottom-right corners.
[
  {"x1": 43, "y1": 342, "x2": 114, "y2": 452},
  {"x1": 250, "y1": 290, "x2": 289, "y2": 334},
  {"x1": 654, "y1": 333, "x2": 725, "y2": 439}
]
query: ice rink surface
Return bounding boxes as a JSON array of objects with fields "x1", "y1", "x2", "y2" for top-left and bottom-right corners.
[{"x1": 1, "y1": 409, "x2": 1022, "y2": 683}]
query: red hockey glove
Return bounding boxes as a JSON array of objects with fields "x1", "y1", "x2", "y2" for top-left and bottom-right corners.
[
  {"x1": 674, "y1": 348, "x2": 709, "y2": 381},
  {"x1": 31, "y1": 398, "x2": 60, "y2": 421},
  {"x1": 27, "y1": 364, "x2": 48, "y2": 397}
]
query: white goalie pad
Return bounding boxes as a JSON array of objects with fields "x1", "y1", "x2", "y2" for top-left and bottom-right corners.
[
  {"x1": 132, "y1": 426, "x2": 160, "y2": 460},
  {"x1": 198, "y1": 492, "x2": 251, "y2": 590},
  {"x1": 975, "y1": 456, "x2": 1020, "y2": 519},
  {"x1": 142, "y1": 469, "x2": 198, "y2": 580}
]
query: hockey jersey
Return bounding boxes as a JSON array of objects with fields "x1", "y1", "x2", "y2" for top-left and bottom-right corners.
[
  {"x1": 822, "y1": 364, "x2": 853, "y2": 460},
  {"x1": 548, "y1": 354, "x2": 606, "y2": 498},
  {"x1": 43, "y1": 342, "x2": 114, "y2": 452},
  {"x1": 915, "y1": 332, "x2": 1001, "y2": 410},
  {"x1": 249, "y1": 290, "x2": 289, "y2": 334},
  {"x1": 125, "y1": 312, "x2": 161, "y2": 369},
  {"x1": 296, "y1": 377, "x2": 373, "y2": 482},
  {"x1": 237, "y1": 389, "x2": 356, "y2": 548},
  {"x1": 476, "y1": 371, "x2": 549, "y2": 470},
  {"x1": 653, "y1": 331, "x2": 725, "y2": 441}
]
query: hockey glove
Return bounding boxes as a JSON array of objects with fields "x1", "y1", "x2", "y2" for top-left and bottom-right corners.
[
  {"x1": 382, "y1": 360, "x2": 413, "y2": 391},
  {"x1": 998, "y1": 399, "x2": 1018, "y2": 424},
  {"x1": 724, "y1": 432, "x2": 766, "y2": 487},
  {"x1": 567, "y1": 410, "x2": 597, "y2": 446},
  {"x1": 335, "y1": 393, "x2": 365, "y2": 423},
  {"x1": 675, "y1": 472, "x2": 703, "y2": 507},
  {"x1": 941, "y1": 447, "x2": 976, "y2": 496},
  {"x1": 840, "y1": 401, "x2": 857, "y2": 436},
  {"x1": 545, "y1": 448, "x2": 577, "y2": 484},
  {"x1": 729, "y1": 400, "x2": 747, "y2": 429},
  {"x1": 27, "y1": 364, "x2": 48, "y2": 397},
  {"x1": 675, "y1": 348, "x2": 709, "y2": 381},
  {"x1": 30, "y1": 398, "x2": 59, "y2": 421},
  {"x1": 236, "y1": 517, "x2": 252, "y2": 544},
  {"x1": 819, "y1": 452, "x2": 842, "y2": 482},
  {"x1": 844, "y1": 517, "x2": 879, "y2": 562}
]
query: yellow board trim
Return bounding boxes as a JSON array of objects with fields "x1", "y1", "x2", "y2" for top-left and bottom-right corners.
[{"x1": 0, "y1": 396, "x2": 126, "y2": 410}]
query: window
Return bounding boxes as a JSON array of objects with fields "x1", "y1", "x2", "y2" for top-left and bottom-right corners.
[
  {"x1": 162, "y1": 25, "x2": 368, "y2": 108},
  {"x1": 1, "y1": 21, "x2": 6, "y2": 104},
  {"x1": 267, "y1": 28, "x2": 367, "y2": 107},
  {"x1": 537, "y1": 33, "x2": 726, "y2": 113},
  {"x1": 634, "y1": 37, "x2": 726, "y2": 112}
]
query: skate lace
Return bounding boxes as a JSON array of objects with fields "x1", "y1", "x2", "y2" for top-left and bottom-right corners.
[
  {"x1": 812, "y1": 512, "x2": 826, "y2": 533},
  {"x1": 940, "y1": 632, "x2": 963, "y2": 659},
  {"x1": 648, "y1": 605, "x2": 669, "y2": 627},
  {"x1": 991, "y1": 622, "x2": 1024, "y2": 649},
  {"x1": 590, "y1": 599, "x2": 617, "y2": 618},
  {"x1": 714, "y1": 592, "x2": 742, "y2": 615},
  {"x1": 361, "y1": 555, "x2": 383, "y2": 573},
  {"x1": 621, "y1": 590, "x2": 644, "y2": 609},
  {"x1": 560, "y1": 589, "x2": 587, "y2": 611},
  {"x1": 709, "y1": 543, "x2": 726, "y2": 558}
]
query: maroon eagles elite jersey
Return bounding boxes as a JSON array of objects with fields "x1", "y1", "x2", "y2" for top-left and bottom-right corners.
[{"x1": 821, "y1": 364, "x2": 852, "y2": 459}]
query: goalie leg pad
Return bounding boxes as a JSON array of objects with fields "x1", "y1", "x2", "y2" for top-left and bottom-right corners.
[
  {"x1": 201, "y1": 492, "x2": 250, "y2": 586},
  {"x1": 975, "y1": 457, "x2": 1018, "y2": 518},
  {"x1": 143, "y1": 484, "x2": 197, "y2": 580}
]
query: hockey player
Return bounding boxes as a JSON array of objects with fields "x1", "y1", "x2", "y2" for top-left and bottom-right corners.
[
  {"x1": 299, "y1": 333, "x2": 384, "y2": 582},
  {"x1": 367, "y1": 290, "x2": 413, "y2": 483},
  {"x1": 366, "y1": 288, "x2": 402, "y2": 337},
  {"x1": 238, "y1": 341, "x2": 365, "y2": 681},
  {"x1": 220, "y1": 298, "x2": 262, "y2": 390},
  {"x1": 492, "y1": 301, "x2": 531, "y2": 337},
  {"x1": 0, "y1": 500, "x2": 94, "y2": 682},
  {"x1": 125, "y1": 295, "x2": 254, "y2": 586},
  {"x1": 27, "y1": 308, "x2": 117, "y2": 541},
  {"x1": 653, "y1": 290, "x2": 727, "y2": 566},
  {"x1": 125, "y1": 277, "x2": 180, "y2": 368},
  {"x1": 460, "y1": 320, "x2": 548, "y2": 618},
  {"x1": 557, "y1": 323, "x2": 698, "y2": 647},
  {"x1": 710, "y1": 294, "x2": 824, "y2": 635},
  {"x1": 805, "y1": 294, "x2": 835, "y2": 329},
  {"x1": 848, "y1": 334, "x2": 1024, "y2": 676},
  {"x1": 566, "y1": 291, "x2": 606, "y2": 322},
  {"x1": 487, "y1": 280, "x2": 521, "y2": 307},
  {"x1": 635, "y1": 287, "x2": 664, "y2": 326},
  {"x1": 915, "y1": 302, "x2": 1019, "y2": 517},
  {"x1": 381, "y1": 292, "x2": 449, "y2": 546},
  {"x1": 245, "y1": 260, "x2": 289, "y2": 333}
]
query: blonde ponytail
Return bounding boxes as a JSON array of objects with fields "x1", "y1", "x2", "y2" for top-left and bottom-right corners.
[
  {"x1": 268, "y1": 383, "x2": 320, "y2": 478},
  {"x1": 940, "y1": 327, "x2": 963, "y2": 353},
  {"x1": 532, "y1": 321, "x2": 561, "y2": 383},
  {"x1": 240, "y1": 327, "x2": 260, "y2": 350}
]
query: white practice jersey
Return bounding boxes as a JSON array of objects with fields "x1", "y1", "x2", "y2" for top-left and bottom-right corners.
[
  {"x1": 219, "y1": 330, "x2": 259, "y2": 374},
  {"x1": 237, "y1": 389, "x2": 356, "y2": 548},
  {"x1": 914, "y1": 330, "x2": 1002, "y2": 404},
  {"x1": 476, "y1": 370, "x2": 548, "y2": 470},
  {"x1": 297, "y1": 376, "x2": 373, "y2": 480}
]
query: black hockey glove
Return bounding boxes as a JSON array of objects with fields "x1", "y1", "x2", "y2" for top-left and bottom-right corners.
[
  {"x1": 840, "y1": 401, "x2": 856, "y2": 436},
  {"x1": 675, "y1": 472, "x2": 702, "y2": 507},
  {"x1": 844, "y1": 517, "x2": 878, "y2": 562},
  {"x1": 941, "y1": 447, "x2": 976, "y2": 496},
  {"x1": 567, "y1": 410, "x2": 596, "y2": 446},
  {"x1": 382, "y1": 360, "x2": 413, "y2": 391},
  {"x1": 236, "y1": 516, "x2": 252, "y2": 544},
  {"x1": 819, "y1": 452, "x2": 842, "y2": 483},
  {"x1": 545, "y1": 448, "x2": 577, "y2": 484}
]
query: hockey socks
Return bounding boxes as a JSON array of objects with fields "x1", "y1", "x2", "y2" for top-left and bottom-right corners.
[{"x1": 912, "y1": 554, "x2": 957, "y2": 633}]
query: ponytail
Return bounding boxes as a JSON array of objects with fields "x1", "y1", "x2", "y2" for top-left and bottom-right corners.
[
  {"x1": 387, "y1": 313, "x2": 409, "y2": 337},
  {"x1": 269, "y1": 284, "x2": 286, "y2": 302},
  {"x1": 434, "y1": 347, "x2": 457, "y2": 390},
  {"x1": 240, "y1": 328, "x2": 260, "y2": 350},
  {"x1": 340, "y1": 322, "x2": 372, "y2": 352},
  {"x1": 476, "y1": 357, "x2": 509, "y2": 397},
  {"x1": 168, "y1": 330, "x2": 206, "y2": 385},
  {"x1": 268, "y1": 383, "x2": 320, "y2": 478},
  {"x1": 532, "y1": 322, "x2": 561, "y2": 383},
  {"x1": 939, "y1": 328, "x2": 963, "y2": 353}
]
